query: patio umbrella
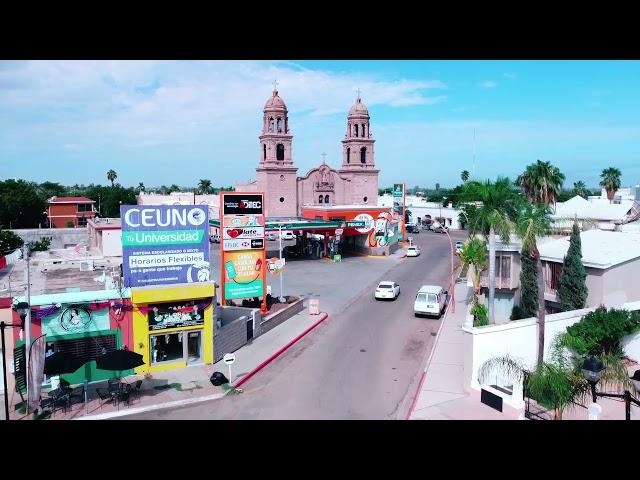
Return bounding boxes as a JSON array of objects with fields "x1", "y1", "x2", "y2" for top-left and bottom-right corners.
[
  {"x1": 44, "y1": 352, "x2": 87, "y2": 376},
  {"x1": 96, "y1": 350, "x2": 145, "y2": 371}
]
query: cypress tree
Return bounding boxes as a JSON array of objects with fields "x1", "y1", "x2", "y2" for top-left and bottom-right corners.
[
  {"x1": 557, "y1": 222, "x2": 588, "y2": 311},
  {"x1": 517, "y1": 247, "x2": 538, "y2": 319}
]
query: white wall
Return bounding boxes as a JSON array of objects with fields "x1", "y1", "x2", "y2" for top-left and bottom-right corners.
[{"x1": 101, "y1": 230, "x2": 122, "y2": 257}]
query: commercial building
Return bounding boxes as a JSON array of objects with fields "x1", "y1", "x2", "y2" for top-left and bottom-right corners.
[{"x1": 47, "y1": 196, "x2": 96, "y2": 228}]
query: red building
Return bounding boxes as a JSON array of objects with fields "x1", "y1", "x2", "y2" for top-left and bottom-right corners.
[{"x1": 47, "y1": 196, "x2": 96, "y2": 228}]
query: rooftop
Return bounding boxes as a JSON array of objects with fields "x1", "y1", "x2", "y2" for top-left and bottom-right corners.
[
  {"x1": 553, "y1": 195, "x2": 640, "y2": 222},
  {"x1": 302, "y1": 204, "x2": 391, "y2": 211},
  {"x1": 48, "y1": 196, "x2": 95, "y2": 204},
  {"x1": 538, "y1": 229, "x2": 640, "y2": 269},
  {"x1": 87, "y1": 217, "x2": 121, "y2": 229}
]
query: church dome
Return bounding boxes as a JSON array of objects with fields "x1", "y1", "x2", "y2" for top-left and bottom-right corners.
[
  {"x1": 264, "y1": 89, "x2": 288, "y2": 111},
  {"x1": 349, "y1": 97, "x2": 369, "y2": 116}
]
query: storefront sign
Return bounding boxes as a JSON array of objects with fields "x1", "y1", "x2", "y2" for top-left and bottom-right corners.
[
  {"x1": 121, "y1": 205, "x2": 210, "y2": 288},
  {"x1": 345, "y1": 221, "x2": 366, "y2": 228},
  {"x1": 148, "y1": 303, "x2": 205, "y2": 330},
  {"x1": 223, "y1": 250, "x2": 265, "y2": 299},
  {"x1": 42, "y1": 307, "x2": 110, "y2": 337},
  {"x1": 223, "y1": 214, "x2": 264, "y2": 228},
  {"x1": 223, "y1": 226, "x2": 265, "y2": 240},
  {"x1": 222, "y1": 194, "x2": 264, "y2": 215},
  {"x1": 267, "y1": 257, "x2": 286, "y2": 275},
  {"x1": 223, "y1": 238, "x2": 265, "y2": 251},
  {"x1": 393, "y1": 183, "x2": 405, "y2": 216},
  {"x1": 353, "y1": 213, "x2": 375, "y2": 234}
]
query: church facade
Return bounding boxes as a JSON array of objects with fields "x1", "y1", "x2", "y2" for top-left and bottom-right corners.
[{"x1": 236, "y1": 87, "x2": 380, "y2": 218}]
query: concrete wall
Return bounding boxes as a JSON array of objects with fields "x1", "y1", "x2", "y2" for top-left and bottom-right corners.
[
  {"x1": 260, "y1": 297, "x2": 304, "y2": 335},
  {"x1": 213, "y1": 306, "x2": 262, "y2": 363},
  {"x1": 602, "y1": 258, "x2": 640, "y2": 307},
  {"x1": 12, "y1": 228, "x2": 89, "y2": 249},
  {"x1": 101, "y1": 230, "x2": 122, "y2": 257}
]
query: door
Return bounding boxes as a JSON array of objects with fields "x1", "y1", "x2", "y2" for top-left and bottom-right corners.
[{"x1": 186, "y1": 331, "x2": 202, "y2": 365}]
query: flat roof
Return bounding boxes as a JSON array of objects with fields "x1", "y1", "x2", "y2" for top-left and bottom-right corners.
[
  {"x1": 538, "y1": 229, "x2": 640, "y2": 269},
  {"x1": 48, "y1": 196, "x2": 95, "y2": 204},
  {"x1": 87, "y1": 217, "x2": 122, "y2": 229}
]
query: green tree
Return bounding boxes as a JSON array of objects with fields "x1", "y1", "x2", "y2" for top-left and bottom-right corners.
[
  {"x1": 0, "y1": 179, "x2": 47, "y2": 228},
  {"x1": 137, "y1": 182, "x2": 145, "y2": 193},
  {"x1": 599, "y1": 167, "x2": 622, "y2": 203},
  {"x1": 37, "y1": 181, "x2": 68, "y2": 201},
  {"x1": 458, "y1": 238, "x2": 487, "y2": 301},
  {"x1": 515, "y1": 248, "x2": 538, "y2": 320},
  {"x1": 159, "y1": 185, "x2": 170, "y2": 195},
  {"x1": 557, "y1": 221, "x2": 588, "y2": 311},
  {"x1": 198, "y1": 179, "x2": 213, "y2": 194},
  {"x1": 0, "y1": 229, "x2": 24, "y2": 255},
  {"x1": 435, "y1": 182, "x2": 440, "y2": 192},
  {"x1": 461, "y1": 170, "x2": 470, "y2": 183},
  {"x1": 107, "y1": 169, "x2": 118, "y2": 187},
  {"x1": 404, "y1": 209, "x2": 412, "y2": 223},
  {"x1": 169, "y1": 184, "x2": 181, "y2": 193},
  {"x1": 573, "y1": 181, "x2": 587, "y2": 199},
  {"x1": 462, "y1": 177, "x2": 521, "y2": 324},
  {"x1": 516, "y1": 159, "x2": 565, "y2": 205},
  {"x1": 515, "y1": 202, "x2": 552, "y2": 366}
]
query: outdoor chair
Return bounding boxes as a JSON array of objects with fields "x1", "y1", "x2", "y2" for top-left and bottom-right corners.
[
  {"x1": 118, "y1": 383, "x2": 132, "y2": 406},
  {"x1": 129, "y1": 380, "x2": 143, "y2": 403},
  {"x1": 69, "y1": 385, "x2": 85, "y2": 406},
  {"x1": 46, "y1": 388, "x2": 71, "y2": 415},
  {"x1": 96, "y1": 388, "x2": 114, "y2": 409}
]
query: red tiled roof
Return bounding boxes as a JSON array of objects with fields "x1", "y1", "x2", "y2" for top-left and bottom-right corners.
[{"x1": 48, "y1": 196, "x2": 95, "y2": 204}]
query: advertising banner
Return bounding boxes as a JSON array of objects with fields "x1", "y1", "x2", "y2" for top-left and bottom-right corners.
[
  {"x1": 121, "y1": 205, "x2": 210, "y2": 288},
  {"x1": 27, "y1": 334, "x2": 47, "y2": 413},
  {"x1": 223, "y1": 250, "x2": 265, "y2": 299},
  {"x1": 392, "y1": 183, "x2": 405, "y2": 216},
  {"x1": 223, "y1": 238, "x2": 264, "y2": 251},
  {"x1": 223, "y1": 214, "x2": 264, "y2": 228},
  {"x1": 223, "y1": 226, "x2": 265, "y2": 240},
  {"x1": 222, "y1": 194, "x2": 264, "y2": 215}
]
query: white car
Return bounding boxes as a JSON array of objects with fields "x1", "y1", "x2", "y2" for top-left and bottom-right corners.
[
  {"x1": 281, "y1": 231, "x2": 295, "y2": 240},
  {"x1": 455, "y1": 241, "x2": 463, "y2": 254},
  {"x1": 414, "y1": 285, "x2": 447, "y2": 317},
  {"x1": 375, "y1": 281, "x2": 400, "y2": 300},
  {"x1": 406, "y1": 245, "x2": 421, "y2": 257},
  {"x1": 266, "y1": 232, "x2": 276, "y2": 241}
]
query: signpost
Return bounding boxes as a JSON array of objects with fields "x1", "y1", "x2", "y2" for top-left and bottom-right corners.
[
  {"x1": 223, "y1": 352, "x2": 236, "y2": 383},
  {"x1": 392, "y1": 183, "x2": 406, "y2": 241}
]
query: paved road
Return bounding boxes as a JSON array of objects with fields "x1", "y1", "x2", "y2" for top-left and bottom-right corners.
[{"x1": 129, "y1": 230, "x2": 466, "y2": 419}]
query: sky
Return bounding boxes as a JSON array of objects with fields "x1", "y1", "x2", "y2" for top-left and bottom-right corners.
[{"x1": 1, "y1": 60, "x2": 640, "y2": 190}]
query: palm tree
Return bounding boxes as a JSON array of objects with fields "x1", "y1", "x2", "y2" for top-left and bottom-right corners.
[
  {"x1": 458, "y1": 238, "x2": 487, "y2": 301},
  {"x1": 462, "y1": 177, "x2": 521, "y2": 324},
  {"x1": 599, "y1": 167, "x2": 622, "y2": 203},
  {"x1": 435, "y1": 182, "x2": 440, "y2": 192},
  {"x1": 516, "y1": 160, "x2": 565, "y2": 205},
  {"x1": 107, "y1": 169, "x2": 118, "y2": 187},
  {"x1": 198, "y1": 179, "x2": 213, "y2": 194},
  {"x1": 573, "y1": 181, "x2": 587, "y2": 199},
  {"x1": 138, "y1": 182, "x2": 145, "y2": 193},
  {"x1": 169, "y1": 184, "x2": 180, "y2": 193},
  {"x1": 515, "y1": 203, "x2": 552, "y2": 366},
  {"x1": 461, "y1": 170, "x2": 470, "y2": 183}
]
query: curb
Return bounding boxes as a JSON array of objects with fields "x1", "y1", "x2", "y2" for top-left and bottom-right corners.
[
  {"x1": 233, "y1": 312, "x2": 329, "y2": 388},
  {"x1": 405, "y1": 280, "x2": 455, "y2": 420}
]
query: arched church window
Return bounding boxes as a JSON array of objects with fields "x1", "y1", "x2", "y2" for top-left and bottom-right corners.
[
  {"x1": 276, "y1": 144, "x2": 285, "y2": 161},
  {"x1": 319, "y1": 195, "x2": 323, "y2": 204},
  {"x1": 324, "y1": 195, "x2": 329, "y2": 204},
  {"x1": 277, "y1": 118, "x2": 282, "y2": 133},
  {"x1": 354, "y1": 124, "x2": 358, "y2": 137},
  {"x1": 347, "y1": 148, "x2": 350, "y2": 164},
  {"x1": 263, "y1": 144, "x2": 266, "y2": 160},
  {"x1": 360, "y1": 147, "x2": 366, "y2": 163},
  {"x1": 362, "y1": 123, "x2": 366, "y2": 137},
  {"x1": 269, "y1": 117, "x2": 274, "y2": 132},
  {"x1": 285, "y1": 116, "x2": 288, "y2": 132}
]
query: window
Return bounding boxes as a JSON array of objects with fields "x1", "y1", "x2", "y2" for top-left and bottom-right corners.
[
  {"x1": 417, "y1": 293, "x2": 427, "y2": 302},
  {"x1": 269, "y1": 117, "x2": 274, "y2": 132},
  {"x1": 354, "y1": 124, "x2": 358, "y2": 137},
  {"x1": 279, "y1": 197, "x2": 284, "y2": 203},
  {"x1": 363, "y1": 196, "x2": 368, "y2": 203},
  {"x1": 360, "y1": 147, "x2": 366, "y2": 163},
  {"x1": 548, "y1": 261, "x2": 563, "y2": 291},
  {"x1": 494, "y1": 255, "x2": 511, "y2": 280},
  {"x1": 324, "y1": 195, "x2": 329, "y2": 203},
  {"x1": 78, "y1": 217, "x2": 88, "y2": 226},
  {"x1": 427, "y1": 294, "x2": 437, "y2": 303},
  {"x1": 277, "y1": 117, "x2": 282, "y2": 133},
  {"x1": 362, "y1": 123, "x2": 366, "y2": 137},
  {"x1": 77, "y1": 203, "x2": 93, "y2": 212},
  {"x1": 319, "y1": 195, "x2": 323, "y2": 204},
  {"x1": 276, "y1": 143, "x2": 285, "y2": 161},
  {"x1": 346, "y1": 148, "x2": 350, "y2": 163},
  {"x1": 54, "y1": 334, "x2": 117, "y2": 361},
  {"x1": 263, "y1": 144, "x2": 267, "y2": 160},
  {"x1": 151, "y1": 333, "x2": 184, "y2": 364}
]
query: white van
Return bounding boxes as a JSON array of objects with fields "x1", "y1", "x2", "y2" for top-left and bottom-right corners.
[{"x1": 414, "y1": 285, "x2": 447, "y2": 317}]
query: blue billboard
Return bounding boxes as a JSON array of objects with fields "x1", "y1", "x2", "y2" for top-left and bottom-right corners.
[{"x1": 120, "y1": 205, "x2": 210, "y2": 288}]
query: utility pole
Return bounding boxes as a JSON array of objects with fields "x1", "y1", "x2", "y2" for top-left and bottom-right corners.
[
  {"x1": 23, "y1": 244, "x2": 31, "y2": 413},
  {"x1": 278, "y1": 225, "x2": 284, "y2": 302}
]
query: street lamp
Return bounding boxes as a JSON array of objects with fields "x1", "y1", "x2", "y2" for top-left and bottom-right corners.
[
  {"x1": 581, "y1": 355, "x2": 640, "y2": 420},
  {"x1": 2, "y1": 301, "x2": 28, "y2": 421}
]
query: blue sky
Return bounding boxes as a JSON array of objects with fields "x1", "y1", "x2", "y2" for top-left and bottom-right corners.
[{"x1": 1, "y1": 60, "x2": 639, "y2": 189}]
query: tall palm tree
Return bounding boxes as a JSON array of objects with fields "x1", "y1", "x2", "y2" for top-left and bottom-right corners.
[
  {"x1": 107, "y1": 169, "x2": 118, "y2": 187},
  {"x1": 599, "y1": 167, "x2": 622, "y2": 203},
  {"x1": 198, "y1": 179, "x2": 213, "y2": 194},
  {"x1": 517, "y1": 160, "x2": 565, "y2": 205},
  {"x1": 462, "y1": 177, "x2": 521, "y2": 324},
  {"x1": 515, "y1": 203, "x2": 552, "y2": 366},
  {"x1": 169, "y1": 184, "x2": 180, "y2": 193},
  {"x1": 458, "y1": 237, "x2": 487, "y2": 301},
  {"x1": 138, "y1": 182, "x2": 145, "y2": 192},
  {"x1": 461, "y1": 170, "x2": 470, "y2": 183},
  {"x1": 573, "y1": 181, "x2": 587, "y2": 198}
]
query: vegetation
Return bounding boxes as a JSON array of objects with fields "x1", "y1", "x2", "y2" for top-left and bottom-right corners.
[
  {"x1": 573, "y1": 181, "x2": 588, "y2": 198},
  {"x1": 510, "y1": 304, "x2": 525, "y2": 321},
  {"x1": 27, "y1": 236, "x2": 52, "y2": 252},
  {"x1": 458, "y1": 238, "x2": 487, "y2": 301},
  {"x1": 107, "y1": 169, "x2": 118, "y2": 187},
  {"x1": 198, "y1": 179, "x2": 214, "y2": 194},
  {"x1": 516, "y1": 159, "x2": 565, "y2": 205},
  {"x1": 461, "y1": 170, "x2": 470, "y2": 183},
  {"x1": 138, "y1": 182, "x2": 145, "y2": 192},
  {"x1": 0, "y1": 229, "x2": 24, "y2": 255},
  {"x1": 66, "y1": 221, "x2": 74, "y2": 228},
  {"x1": 557, "y1": 222, "x2": 588, "y2": 311},
  {"x1": 514, "y1": 248, "x2": 537, "y2": 320},
  {"x1": 405, "y1": 209, "x2": 412, "y2": 223},
  {"x1": 471, "y1": 303, "x2": 489, "y2": 327},
  {"x1": 599, "y1": 167, "x2": 622, "y2": 202},
  {"x1": 462, "y1": 177, "x2": 521, "y2": 324},
  {"x1": 0, "y1": 179, "x2": 47, "y2": 229}
]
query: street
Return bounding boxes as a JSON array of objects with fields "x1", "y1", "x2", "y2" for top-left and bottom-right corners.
[{"x1": 127, "y1": 229, "x2": 466, "y2": 419}]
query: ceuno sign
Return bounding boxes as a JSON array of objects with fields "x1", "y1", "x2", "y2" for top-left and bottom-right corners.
[
  {"x1": 123, "y1": 207, "x2": 207, "y2": 228},
  {"x1": 222, "y1": 194, "x2": 264, "y2": 215}
]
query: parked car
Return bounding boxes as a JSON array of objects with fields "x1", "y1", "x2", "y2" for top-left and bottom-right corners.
[
  {"x1": 374, "y1": 281, "x2": 400, "y2": 300},
  {"x1": 414, "y1": 285, "x2": 447, "y2": 317},
  {"x1": 432, "y1": 225, "x2": 448, "y2": 234},
  {"x1": 281, "y1": 231, "x2": 295, "y2": 240},
  {"x1": 455, "y1": 241, "x2": 463, "y2": 254},
  {"x1": 406, "y1": 224, "x2": 420, "y2": 234},
  {"x1": 209, "y1": 234, "x2": 220, "y2": 243},
  {"x1": 266, "y1": 232, "x2": 276, "y2": 241},
  {"x1": 406, "y1": 245, "x2": 421, "y2": 257}
]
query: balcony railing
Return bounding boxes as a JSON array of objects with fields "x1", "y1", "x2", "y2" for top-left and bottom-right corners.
[{"x1": 480, "y1": 273, "x2": 513, "y2": 290}]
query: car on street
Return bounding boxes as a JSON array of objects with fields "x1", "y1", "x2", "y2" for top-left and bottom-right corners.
[
  {"x1": 455, "y1": 241, "x2": 463, "y2": 254},
  {"x1": 266, "y1": 232, "x2": 276, "y2": 241},
  {"x1": 414, "y1": 285, "x2": 447, "y2": 317},
  {"x1": 432, "y1": 225, "x2": 448, "y2": 234},
  {"x1": 281, "y1": 231, "x2": 295, "y2": 240},
  {"x1": 406, "y1": 224, "x2": 420, "y2": 234},
  {"x1": 374, "y1": 281, "x2": 400, "y2": 300},
  {"x1": 209, "y1": 234, "x2": 220, "y2": 243},
  {"x1": 406, "y1": 245, "x2": 421, "y2": 257}
]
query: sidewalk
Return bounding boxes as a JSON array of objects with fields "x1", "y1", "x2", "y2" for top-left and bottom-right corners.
[
  {"x1": 409, "y1": 282, "x2": 520, "y2": 420},
  {"x1": 8, "y1": 307, "x2": 328, "y2": 420}
]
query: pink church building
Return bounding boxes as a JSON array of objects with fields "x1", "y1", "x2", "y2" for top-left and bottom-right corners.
[{"x1": 236, "y1": 87, "x2": 380, "y2": 218}]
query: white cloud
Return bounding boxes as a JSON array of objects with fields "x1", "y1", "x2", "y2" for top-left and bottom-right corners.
[{"x1": 480, "y1": 80, "x2": 498, "y2": 88}]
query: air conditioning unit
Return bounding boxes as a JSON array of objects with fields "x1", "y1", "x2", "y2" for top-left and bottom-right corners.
[{"x1": 80, "y1": 260, "x2": 94, "y2": 272}]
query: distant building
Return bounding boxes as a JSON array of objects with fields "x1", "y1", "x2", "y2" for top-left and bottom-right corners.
[
  {"x1": 47, "y1": 196, "x2": 96, "y2": 228},
  {"x1": 378, "y1": 194, "x2": 464, "y2": 229},
  {"x1": 552, "y1": 195, "x2": 640, "y2": 231}
]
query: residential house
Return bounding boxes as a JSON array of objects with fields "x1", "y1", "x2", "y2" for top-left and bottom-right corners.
[
  {"x1": 47, "y1": 196, "x2": 96, "y2": 228},
  {"x1": 378, "y1": 194, "x2": 464, "y2": 229},
  {"x1": 553, "y1": 195, "x2": 640, "y2": 232}
]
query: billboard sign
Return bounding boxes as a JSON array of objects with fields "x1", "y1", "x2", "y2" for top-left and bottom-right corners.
[
  {"x1": 223, "y1": 250, "x2": 264, "y2": 299},
  {"x1": 392, "y1": 183, "x2": 405, "y2": 216},
  {"x1": 223, "y1": 214, "x2": 264, "y2": 228},
  {"x1": 223, "y1": 226, "x2": 265, "y2": 240},
  {"x1": 223, "y1": 238, "x2": 265, "y2": 251},
  {"x1": 121, "y1": 205, "x2": 210, "y2": 288},
  {"x1": 222, "y1": 194, "x2": 264, "y2": 215}
]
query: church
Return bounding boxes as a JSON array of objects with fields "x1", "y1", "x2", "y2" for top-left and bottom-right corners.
[{"x1": 236, "y1": 86, "x2": 380, "y2": 218}]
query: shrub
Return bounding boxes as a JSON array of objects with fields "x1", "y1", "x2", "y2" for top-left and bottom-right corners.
[
  {"x1": 561, "y1": 307, "x2": 640, "y2": 356},
  {"x1": 27, "y1": 236, "x2": 52, "y2": 252},
  {"x1": 0, "y1": 229, "x2": 24, "y2": 253},
  {"x1": 557, "y1": 222, "x2": 588, "y2": 311},
  {"x1": 66, "y1": 220, "x2": 74, "y2": 228},
  {"x1": 510, "y1": 305, "x2": 525, "y2": 320},
  {"x1": 471, "y1": 303, "x2": 489, "y2": 327}
]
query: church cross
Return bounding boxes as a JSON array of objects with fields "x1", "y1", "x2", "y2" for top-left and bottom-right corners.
[
  {"x1": 321, "y1": 152, "x2": 327, "y2": 163},
  {"x1": 273, "y1": 79, "x2": 279, "y2": 92},
  {"x1": 356, "y1": 88, "x2": 362, "y2": 99}
]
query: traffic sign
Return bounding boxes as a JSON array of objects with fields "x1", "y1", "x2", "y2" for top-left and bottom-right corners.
[{"x1": 223, "y1": 353, "x2": 236, "y2": 365}]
